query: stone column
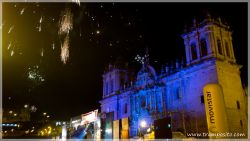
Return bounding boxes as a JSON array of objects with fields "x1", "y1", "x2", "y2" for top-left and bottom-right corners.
[
  {"x1": 196, "y1": 34, "x2": 201, "y2": 60},
  {"x1": 184, "y1": 38, "x2": 191, "y2": 65},
  {"x1": 229, "y1": 36, "x2": 236, "y2": 61},
  {"x1": 206, "y1": 32, "x2": 213, "y2": 55},
  {"x1": 211, "y1": 32, "x2": 218, "y2": 58}
]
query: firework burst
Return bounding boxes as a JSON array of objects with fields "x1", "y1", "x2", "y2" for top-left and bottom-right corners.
[
  {"x1": 30, "y1": 105, "x2": 37, "y2": 112},
  {"x1": 58, "y1": 8, "x2": 73, "y2": 64},
  {"x1": 27, "y1": 65, "x2": 45, "y2": 86},
  {"x1": 135, "y1": 54, "x2": 145, "y2": 64}
]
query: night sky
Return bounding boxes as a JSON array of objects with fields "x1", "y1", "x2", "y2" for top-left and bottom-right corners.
[{"x1": 3, "y1": 2, "x2": 247, "y2": 120}]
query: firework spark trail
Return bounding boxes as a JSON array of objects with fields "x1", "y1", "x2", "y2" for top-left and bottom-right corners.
[
  {"x1": 39, "y1": 16, "x2": 43, "y2": 23},
  {"x1": 7, "y1": 42, "x2": 12, "y2": 50},
  {"x1": 61, "y1": 35, "x2": 70, "y2": 64},
  {"x1": 20, "y1": 8, "x2": 25, "y2": 15},
  {"x1": 41, "y1": 48, "x2": 44, "y2": 57},
  {"x1": 8, "y1": 26, "x2": 14, "y2": 34},
  {"x1": 35, "y1": 16, "x2": 43, "y2": 32},
  {"x1": 59, "y1": 8, "x2": 73, "y2": 64},
  {"x1": 10, "y1": 50, "x2": 14, "y2": 56},
  {"x1": 38, "y1": 24, "x2": 42, "y2": 32},
  {"x1": 72, "y1": 0, "x2": 81, "y2": 6},
  {"x1": 52, "y1": 42, "x2": 55, "y2": 50},
  {"x1": 58, "y1": 8, "x2": 73, "y2": 35}
]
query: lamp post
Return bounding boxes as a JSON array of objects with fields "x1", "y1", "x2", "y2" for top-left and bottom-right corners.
[
  {"x1": 140, "y1": 120, "x2": 147, "y2": 128},
  {"x1": 139, "y1": 120, "x2": 147, "y2": 139}
]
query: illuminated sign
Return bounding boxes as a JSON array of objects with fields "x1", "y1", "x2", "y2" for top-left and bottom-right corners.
[
  {"x1": 71, "y1": 119, "x2": 81, "y2": 124},
  {"x1": 206, "y1": 91, "x2": 215, "y2": 124},
  {"x1": 203, "y1": 84, "x2": 228, "y2": 138},
  {"x1": 81, "y1": 109, "x2": 98, "y2": 125}
]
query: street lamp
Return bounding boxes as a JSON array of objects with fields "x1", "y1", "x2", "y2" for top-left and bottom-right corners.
[
  {"x1": 140, "y1": 120, "x2": 147, "y2": 128},
  {"x1": 147, "y1": 128, "x2": 151, "y2": 133},
  {"x1": 139, "y1": 120, "x2": 147, "y2": 139},
  {"x1": 24, "y1": 104, "x2": 29, "y2": 108},
  {"x1": 105, "y1": 128, "x2": 112, "y2": 134}
]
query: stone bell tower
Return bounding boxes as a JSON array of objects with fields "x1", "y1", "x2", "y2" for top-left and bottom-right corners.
[
  {"x1": 182, "y1": 14, "x2": 236, "y2": 66},
  {"x1": 182, "y1": 13, "x2": 247, "y2": 137}
]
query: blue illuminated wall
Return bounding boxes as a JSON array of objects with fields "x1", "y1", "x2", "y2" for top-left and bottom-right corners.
[{"x1": 99, "y1": 16, "x2": 247, "y2": 138}]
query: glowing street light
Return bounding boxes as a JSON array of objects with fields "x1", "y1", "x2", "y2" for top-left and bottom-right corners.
[
  {"x1": 43, "y1": 112, "x2": 47, "y2": 116},
  {"x1": 24, "y1": 104, "x2": 29, "y2": 108},
  {"x1": 147, "y1": 128, "x2": 151, "y2": 133},
  {"x1": 96, "y1": 30, "x2": 100, "y2": 34},
  {"x1": 138, "y1": 120, "x2": 147, "y2": 139},
  {"x1": 40, "y1": 131, "x2": 44, "y2": 136},
  {"x1": 140, "y1": 120, "x2": 147, "y2": 128},
  {"x1": 105, "y1": 128, "x2": 112, "y2": 134}
]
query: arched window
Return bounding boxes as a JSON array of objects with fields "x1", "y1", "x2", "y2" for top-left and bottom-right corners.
[
  {"x1": 200, "y1": 38, "x2": 208, "y2": 57},
  {"x1": 217, "y1": 39, "x2": 223, "y2": 55},
  {"x1": 191, "y1": 43, "x2": 197, "y2": 60},
  {"x1": 225, "y1": 41, "x2": 231, "y2": 58}
]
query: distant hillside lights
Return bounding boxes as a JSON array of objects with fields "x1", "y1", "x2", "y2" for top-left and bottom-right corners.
[{"x1": 2, "y1": 123, "x2": 18, "y2": 127}]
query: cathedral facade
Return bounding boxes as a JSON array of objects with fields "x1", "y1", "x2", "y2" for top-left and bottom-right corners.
[{"x1": 99, "y1": 15, "x2": 247, "y2": 139}]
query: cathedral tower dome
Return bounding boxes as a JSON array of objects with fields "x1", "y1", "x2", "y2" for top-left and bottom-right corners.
[
  {"x1": 137, "y1": 64, "x2": 157, "y2": 81},
  {"x1": 135, "y1": 48, "x2": 157, "y2": 87}
]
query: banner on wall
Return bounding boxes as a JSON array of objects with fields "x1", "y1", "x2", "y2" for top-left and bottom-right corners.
[
  {"x1": 113, "y1": 120, "x2": 120, "y2": 139},
  {"x1": 203, "y1": 84, "x2": 228, "y2": 138},
  {"x1": 121, "y1": 118, "x2": 129, "y2": 139}
]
